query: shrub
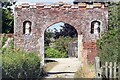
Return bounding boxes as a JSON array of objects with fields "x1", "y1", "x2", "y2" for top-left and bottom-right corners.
[
  {"x1": 97, "y1": 2, "x2": 120, "y2": 63},
  {"x1": 45, "y1": 47, "x2": 67, "y2": 58},
  {"x1": 2, "y1": 48, "x2": 44, "y2": 79},
  {"x1": 53, "y1": 36, "x2": 77, "y2": 54}
]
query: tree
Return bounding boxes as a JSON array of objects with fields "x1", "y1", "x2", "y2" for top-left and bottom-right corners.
[
  {"x1": 44, "y1": 29, "x2": 54, "y2": 46},
  {"x1": 97, "y1": 2, "x2": 120, "y2": 63},
  {"x1": 54, "y1": 23, "x2": 78, "y2": 39},
  {"x1": 45, "y1": 23, "x2": 78, "y2": 46},
  {"x1": 44, "y1": 23, "x2": 78, "y2": 58},
  {"x1": 2, "y1": 1, "x2": 16, "y2": 33}
]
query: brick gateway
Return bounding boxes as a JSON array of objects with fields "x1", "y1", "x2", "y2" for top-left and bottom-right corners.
[{"x1": 14, "y1": 2, "x2": 108, "y2": 65}]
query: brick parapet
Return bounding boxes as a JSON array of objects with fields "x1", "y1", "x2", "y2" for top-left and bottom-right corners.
[{"x1": 15, "y1": 2, "x2": 107, "y2": 10}]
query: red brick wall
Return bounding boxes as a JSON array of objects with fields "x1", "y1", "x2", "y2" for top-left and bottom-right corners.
[{"x1": 14, "y1": 2, "x2": 108, "y2": 63}]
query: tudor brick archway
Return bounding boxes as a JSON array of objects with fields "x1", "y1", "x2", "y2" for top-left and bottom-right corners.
[
  {"x1": 14, "y1": 2, "x2": 108, "y2": 65},
  {"x1": 41, "y1": 21, "x2": 82, "y2": 65}
]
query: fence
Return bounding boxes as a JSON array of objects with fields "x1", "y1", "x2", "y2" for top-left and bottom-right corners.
[{"x1": 95, "y1": 57, "x2": 120, "y2": 79}]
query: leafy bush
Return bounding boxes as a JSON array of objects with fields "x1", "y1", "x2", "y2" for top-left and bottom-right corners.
[
  {"x1": 50, "y1": 37, "x2": 77, "y2": 57},
  {"x1": 2, "y1": 48, "x2": 44, "y2": 79},
  {"x1": 45, "y1": 47, "x2": 67, "y2": 58},
  {"x1": 45, "y1": 36, "x2": 77, "y2": 58},
  {"x1": 97, "y1": 29, "x2": 119, "y2": 62},
  {"x1": 97, "y1": 2, "x2": 120, "y2": 63},
  {"x1": 53, "y1": 37, "x2": 77, "y2": 53}
]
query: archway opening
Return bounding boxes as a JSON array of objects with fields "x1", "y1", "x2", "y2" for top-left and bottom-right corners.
[
  {"x1": 44, "y1": 22, "x2": 78, "y2": 58},
  {"x1": 44, "y1": 22, "x2": 79, "y2": 70}
]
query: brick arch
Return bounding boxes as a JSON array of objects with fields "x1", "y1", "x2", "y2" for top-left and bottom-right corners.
[
  {"x1": 40, "y1": 21, "x2": 83, "y2": 65},
  {"x1": 43, "y1": 21, "x2": 80, "y2": 35},
  {"x1": 43, "y1": 21, "x2": 79, "y2": 58}
]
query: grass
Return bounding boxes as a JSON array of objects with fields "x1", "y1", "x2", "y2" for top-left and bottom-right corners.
[{"x1": 74, "y1": 64, "x2": 95, "y2": 78}]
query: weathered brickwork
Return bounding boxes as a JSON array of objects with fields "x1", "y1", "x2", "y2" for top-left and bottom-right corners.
[{"x1": 14, "y1": 2, "x2": 108, "y2": 64}]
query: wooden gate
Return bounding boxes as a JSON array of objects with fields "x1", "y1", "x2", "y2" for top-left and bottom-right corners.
[
  {"x1": 95, "y1": 57, "x2": 120, "y2": 79},
  {"x1": 68, "y1": 42, "x2": 78, "y2": 58}
]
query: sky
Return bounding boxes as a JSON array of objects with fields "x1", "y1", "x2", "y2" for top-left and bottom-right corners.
[
  {"x1": 16, "y1": 0, "x2": 74, "y2": 4},
  {"x1": 47, "y1": 22, "x2": 64, "y2": 32}
]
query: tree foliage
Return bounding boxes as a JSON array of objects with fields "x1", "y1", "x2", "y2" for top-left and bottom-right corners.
[
  {"x1": 2, "y1": 1, "x2": 15, "y2": 33},
  {"x1": 54, "y1": 23, "x2": 78, "y2": 39},
  {"x1": 44, "y1": 23, "x2": 78, "y2": 58},
  {"x1": 53, "y1": 36, "x2": 77, "y2": 53},
  {"x1": 44, "y1": 23, "x2": 78, "y2": 46},
  {"x1": 44, "y1": 29, "x2": 54, "y2": 46},
  {"x1": 97, "y1": 2, "x2": 120, "y2": 63},
  {"x1": 45, "y1": 36, "x2": 77, "y2": 58}
]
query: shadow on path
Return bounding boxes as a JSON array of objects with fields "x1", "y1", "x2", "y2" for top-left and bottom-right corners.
[{"x1": 47, "y1": 72, "x2": 75, "y2": 75}]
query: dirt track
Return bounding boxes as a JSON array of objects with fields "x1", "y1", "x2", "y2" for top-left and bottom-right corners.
[{"x1": 45, "y1": 58, "x2": 81, "y2": 78}]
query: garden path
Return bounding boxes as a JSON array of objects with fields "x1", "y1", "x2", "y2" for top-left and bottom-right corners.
[{"x1": 45, "y1": 58, "x2": 81, "y2": 78}]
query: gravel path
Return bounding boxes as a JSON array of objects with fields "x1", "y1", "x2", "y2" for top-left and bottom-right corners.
[{"x1": 45, "y1": 58, "x2": 81, "y2": 78}]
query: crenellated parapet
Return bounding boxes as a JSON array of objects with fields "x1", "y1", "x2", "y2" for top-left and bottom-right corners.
[{"x1": 15, "y1": 2, "x2": 108, "y2": 10}]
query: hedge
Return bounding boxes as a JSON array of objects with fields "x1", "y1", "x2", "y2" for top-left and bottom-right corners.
[{"x1": 2, "y1": 48, "x2": 44, "y2": 79}]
